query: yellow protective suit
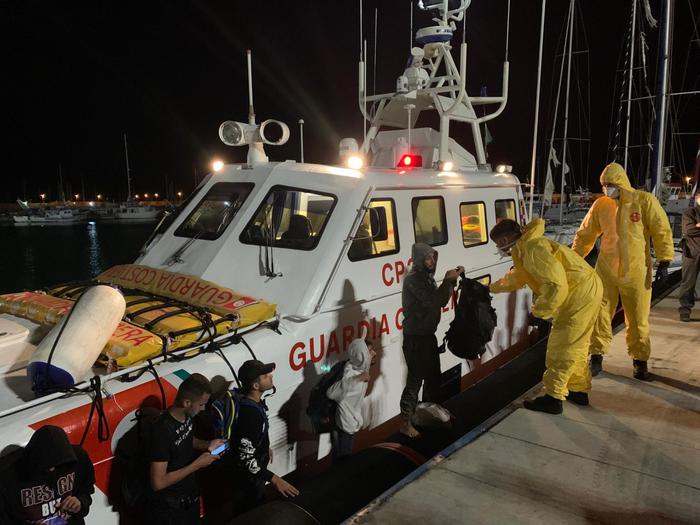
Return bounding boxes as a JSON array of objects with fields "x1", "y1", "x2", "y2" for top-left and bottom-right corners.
[
  {"x1": 491, "y1": 219, "x2": 603, "y2": 399},
  {"x1": 572, "y1": 163, "x2": 674, "y2": 361}
]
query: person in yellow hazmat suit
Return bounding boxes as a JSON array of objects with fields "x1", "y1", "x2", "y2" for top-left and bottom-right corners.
[
  {"x1": 572, "y1": 162, "x2": 674, "y2": 380},
  {"x1": 489, "y1": 218, "x2": 603, "y2": 414}
]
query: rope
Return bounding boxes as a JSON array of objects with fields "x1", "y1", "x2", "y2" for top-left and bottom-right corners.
[{"x1": 79, "y1": 376, "x2": 110, "y2": 446}]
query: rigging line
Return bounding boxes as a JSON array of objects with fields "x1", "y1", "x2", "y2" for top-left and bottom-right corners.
[{"x1": 505, "y1": 0, "x2": 511, "y2": 62}]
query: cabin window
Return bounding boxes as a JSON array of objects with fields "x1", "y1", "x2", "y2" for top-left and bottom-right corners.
[
  {"x1": 240, "y1": 185, "x2": 336, "y2": 250},
  {"x1": 175, "y1": 182, "x2": 254, "y2": 240},
  {"x1": 459, "y1": 202, "x2": 488, "y2": 247},
  {"x1": 412, "y1": 196, "x2": 447, "y2": 246},
  {"x1": 495, "y1": 199, "x2": 517, "y2": 224},
  {"x1": 348, "y1": 198, "x2": 400, "y2": 261}
]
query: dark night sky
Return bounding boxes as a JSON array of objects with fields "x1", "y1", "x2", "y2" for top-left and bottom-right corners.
[{"x1": 1, "y1": 0, "x2": 697, "y2": 203}]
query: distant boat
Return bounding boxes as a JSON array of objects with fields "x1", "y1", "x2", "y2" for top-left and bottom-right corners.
[
  {"x1": 13, "y1": 207, "x2": 84, "y2": 226},
  {"x1": 114, "y1": 202, "x2": 160, "y2": 222}
]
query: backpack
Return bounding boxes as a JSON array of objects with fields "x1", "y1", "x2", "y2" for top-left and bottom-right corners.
[
  {"x1": 442, "y1": 277, "x2": 497, "y2": 360},
  {"x1": 113, "y1": 407, "x2": 161, "y2": 508},
  {"x1": 306, "y1": 360, "x2": 347, "y2": 434},
  {"x1": 211, "y1": 390, "x2": 268, "y2": 444}
]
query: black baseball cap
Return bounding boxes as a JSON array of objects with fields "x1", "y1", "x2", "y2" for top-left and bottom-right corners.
[{"x1": 238, "y1": 360, "x2": 276, "y2": 388}]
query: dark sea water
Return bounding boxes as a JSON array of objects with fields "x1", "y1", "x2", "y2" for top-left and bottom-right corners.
[{"x1": 0, "y1": 222, "x2": 155, "y2": 294}]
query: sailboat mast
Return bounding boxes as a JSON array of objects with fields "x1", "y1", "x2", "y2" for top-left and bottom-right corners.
[
  {"x1": 650, "y1": 0, "x2": 672, "y2": 196},
  {"x1": 623, "y1": 0, "x2": 638, "y2": 172},
  {"x1": 528, "y1": 0, "x2": 547, "y2": 220},
  {"x1": 123, "y1": 133, "x2": 132, "y2": 202},
  {"x1": 559, "y1": 0, "x2": 575, "y2": 225}
]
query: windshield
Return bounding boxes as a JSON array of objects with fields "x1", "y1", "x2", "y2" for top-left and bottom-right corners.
[
  {"x1": 240, "y1": 185, "x2": 336, "y2": 250},
  {"x1": 174, "y1": 182, "x2": 254, "y2": 240}
]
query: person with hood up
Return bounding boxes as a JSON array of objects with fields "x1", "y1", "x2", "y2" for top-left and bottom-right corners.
[
  {"x1": 400, "y1": 243, "x2": 463, "y2": 438},
  {"x1": 326, "y1": 338, "x2": 376, "y2": 461},
  {"x1": 679, "y1": 191, "x2": 700, "y2": 321},
  {"x1": 0, "y1": 425, "x2": 95, "y2": 524},
  {"x1": 490, "y1": 218, "x2": 603, "y2": 414},
  {"x1": 572, "y1": 162, "x2": 674, "y2": 380}
]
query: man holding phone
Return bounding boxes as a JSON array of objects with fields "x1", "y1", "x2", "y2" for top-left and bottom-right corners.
[{"x1": 148, "y1": 373, "x2": 224, "y2": 525}]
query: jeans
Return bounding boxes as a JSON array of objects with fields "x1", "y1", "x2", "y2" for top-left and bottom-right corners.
[
  {"x1": 330, "y1": 427, "x2": 354, "y2": 461},
  {"x1": 679, "y1": 255, "x2": 700, "y2": 313},
  {"x1": 399, "y1": 334, "x2": 442, "y2": 421}
]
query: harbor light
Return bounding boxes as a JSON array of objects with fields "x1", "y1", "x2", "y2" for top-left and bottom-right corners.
[
  {"x1": 39, "y1": 193, "x2": 46, "y2": 203},
  {"x1": 213, "y1": 159, "x2": 224, "y2": 172},
  {"x1": 144, "y1": 193, "x2": 150, "y2": 198},
  {"x1": 96, "y1": 194, "x2": 102, "y2": 200},
  {"x1": 74, "y1": 194, "x2": 80, "y2": 201},
  {"x1": 134, "y1": 194, "x2": 140, "y2": 199},
  {"x1": 177, "y1": 191, "x2": 183, "y2": 198},
  {"x1": 154, "y1": 193, "x2": 159, "y2": 198},
  {"x1": 346, "y1": 155, "x2": 364, "y2": 170}
]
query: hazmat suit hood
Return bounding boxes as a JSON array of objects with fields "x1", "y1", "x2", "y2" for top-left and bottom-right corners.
[
  {"x1": 600, "y1": 162, "x2": 633, "y2": 191},
  {"x1": 22, "y1": 425, "x2": 76, "y2": 476},
  {"x1": 512, "y1": 219, "x2": 545, "y2": 256},
  {"x1": 411, "y1": 243, "x2": 437, "y2": 274},
  {"x1": 519, "y1": 218, "x2": 545, "y2": 242},
  {"x1": 347, "y1": 338, "x2": 371, "y2": 373}
]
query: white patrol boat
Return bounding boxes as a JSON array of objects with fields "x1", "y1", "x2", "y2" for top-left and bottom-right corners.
[{"x1": 0, "y1": 1, "x2": 532, "y2": 522}]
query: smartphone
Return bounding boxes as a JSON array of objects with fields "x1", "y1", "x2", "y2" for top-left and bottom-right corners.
[{"x1": 211, "y1": 441, "x2": 229, "y2": 455}]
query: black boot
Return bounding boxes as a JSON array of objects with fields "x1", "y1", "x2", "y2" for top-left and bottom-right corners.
[
  {"x1": 680, "y1": 310, "x2": 691, "y2": 322},
  {"x1": 523, "y1": 395, "x2": 563, "y2": 414},
  {"x1": 633, "y1": 359, "x2": 652, "y2": 381},
  {"x1": 566, "y1": 391, "x2": 590, "y2": 406},
  {"x1": 590, "y1": 354, "x2": 603, "y2": 377}
]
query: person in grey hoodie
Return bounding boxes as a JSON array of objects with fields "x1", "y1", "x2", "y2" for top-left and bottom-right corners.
[
  {"x1": 326, "y1": 338, "x2": 376, "y2": 461},
  {"x1": 400, "y1": 243, "x2": 463, "y2": 438}
]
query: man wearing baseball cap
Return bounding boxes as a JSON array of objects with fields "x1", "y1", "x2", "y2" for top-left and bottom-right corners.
[{"x1": 230, "y1": 360, "x2": 299, "y2": 515}]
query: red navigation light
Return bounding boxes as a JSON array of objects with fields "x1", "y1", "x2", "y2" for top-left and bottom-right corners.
[{"x1": 398, "y1": 154, "x2": 422, "y2": 168}]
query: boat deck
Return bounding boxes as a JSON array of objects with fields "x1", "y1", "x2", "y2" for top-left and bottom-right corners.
[{"x1": 350, "y1": 284, "x2": 700, "y2": 524}]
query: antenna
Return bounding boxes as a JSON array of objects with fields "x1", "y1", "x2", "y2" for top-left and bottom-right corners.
[
  {"x1": 405, "y1": 103, "x2": 416, "y2": 152},
  {"x1": 299, "y1": 119, "x2": 305, "y2": 163},
  {"x1": 123, "y1": 133, "x2": 132, "y2": 202},
  {"x1": 246, "y1": 49, "x2": 256, "y2": 125},
  {"x1": 363, "y1": 39, "x2": 368, "y2": 143},
  {"x1": 410, "y1": 1, "x2": 413, "y2": 51},
  {"x1": 373, "y1": 8, "x2": 378, "y2": 99}
]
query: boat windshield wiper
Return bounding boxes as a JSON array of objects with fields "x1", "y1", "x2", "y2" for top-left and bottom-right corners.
[
  {"x1": 163, "y1": 231, "x2": 202, "y2": 266},
  {"x1": 263, "y1": 209, "x2": 281, "y2": 279}
]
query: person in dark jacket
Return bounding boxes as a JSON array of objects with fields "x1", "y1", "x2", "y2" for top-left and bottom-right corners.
[
  {"x1": 230, "y1": 360, "x2": 299, "y2": 516},
  {"x1": 0, "y1": 425, "x2": 95, "y2": 524},
  {"x1": 679, "y1": 193, "x2": 700, "y2": 321},
  {"x1": 399, "y1": 243, "x2": 462, "y2": 437}
]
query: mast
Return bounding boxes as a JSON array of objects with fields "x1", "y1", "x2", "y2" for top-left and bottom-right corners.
[
  {"x1": 559, "y1": 0, "x2": 575, "y2": 225},
  {"x1": 123, "y1": 133, "x2": 132, "y2": 202},
  {"x1": 623, "y1": 0, "x2": 638, "y2": 171},
  {"x1": 528, "y1": 0, "x2": 547, "y2": 219},
  {"x1": 650, "y1": 0, "x2": 672, "y2": 195}
]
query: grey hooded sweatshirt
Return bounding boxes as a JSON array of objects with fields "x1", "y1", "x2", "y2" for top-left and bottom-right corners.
[
  {"x1": 402, "y1": 243, "x2": 455, "y2": 336},
  {"x1": 326, "y1": 339, "x2": 371, "y2": 434}
]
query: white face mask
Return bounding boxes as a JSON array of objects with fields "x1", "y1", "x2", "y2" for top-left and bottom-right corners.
[
  {"x1": 604, "y1": 185, "x2": 620, "y2": 199},
  {"x1": 495, "y1": 240, "x2": 517, "y2": 259}
]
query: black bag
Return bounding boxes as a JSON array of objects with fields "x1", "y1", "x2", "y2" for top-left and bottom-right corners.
[
  {"x1": 442, "y1": 276, "x2": 497, "y2": 360},
  {"x1": 306, "y1": 360, "x2": 347, "y2": 433},
  {"x1": 113, "y1": 407, "x2": 162, "y2": 508}
]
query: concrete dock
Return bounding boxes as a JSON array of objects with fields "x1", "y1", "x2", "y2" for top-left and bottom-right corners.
[{"x1": 349, "y1": 286, "x2": 700, "y2": 524}]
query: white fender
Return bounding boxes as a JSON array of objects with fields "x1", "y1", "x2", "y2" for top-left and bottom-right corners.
[{"x1": 28, "y1": 285, "x2": 125, "y2": 393}]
